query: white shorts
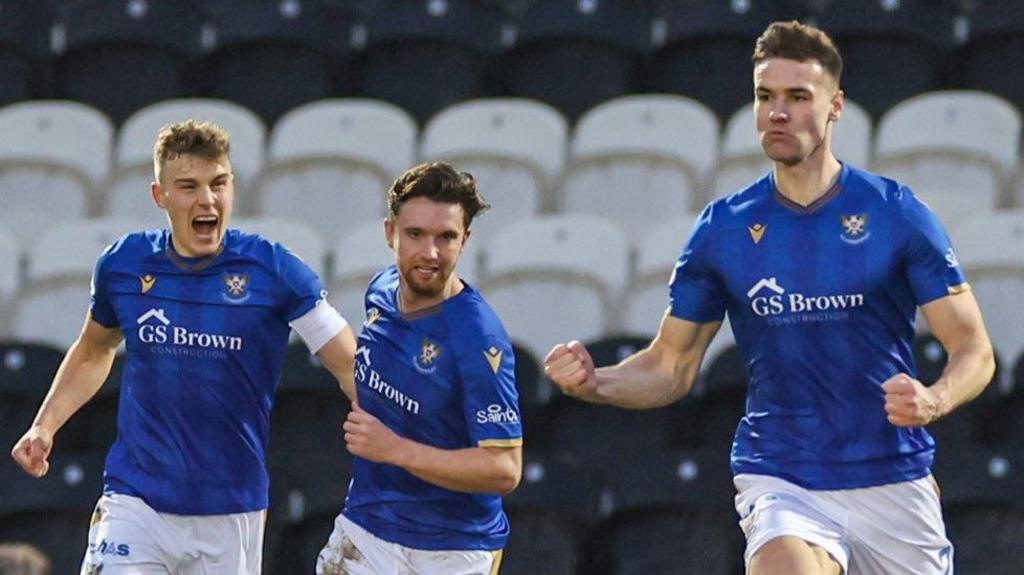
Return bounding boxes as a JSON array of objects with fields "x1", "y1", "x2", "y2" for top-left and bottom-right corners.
[
  {"x1": 734, "y1": 474, "x2": 953, "y2": 575},
  {"x1": 80, "y1": 493, "x2": 265, "y2": 575},
  {"x1": 316, "y1": 513, "x2": 502, "y2": 575}
]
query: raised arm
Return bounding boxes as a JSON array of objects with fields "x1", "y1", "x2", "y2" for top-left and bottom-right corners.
[
  {"x1": 10, "y1": 313, "x2": 123, "y2": 477},
  {"x1": 545, "y1": 313, "x2": 722, "y2": 409},
  {"x1": 884, "y1": 290, "x2": 996, "y2": 427}
]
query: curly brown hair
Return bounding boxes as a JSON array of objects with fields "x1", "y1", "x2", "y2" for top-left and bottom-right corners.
[{"x1": 152, "y1": 119, "x2": 231, "y2": 183}]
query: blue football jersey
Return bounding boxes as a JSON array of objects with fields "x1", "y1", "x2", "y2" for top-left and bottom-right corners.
[
  {"x1": 90, "y1": 229, "x2": 326, "y2": 514},
  {"x1": 343, "y1": 266, "x2": 522, "y2": 551},
  {"x1": 670, "y1": 164, "x2": 967, "y2": 490}
]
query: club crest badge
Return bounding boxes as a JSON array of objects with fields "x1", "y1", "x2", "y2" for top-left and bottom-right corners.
[
  {"x1": 414, "y1": 338, "x2": 443, "y2": 374},
  {"x1": 222, "y1": 272, "x2": 250, "y2": 302},
  {"x1": 840, "y1": 213, "x2": 870, "y2": 244}
]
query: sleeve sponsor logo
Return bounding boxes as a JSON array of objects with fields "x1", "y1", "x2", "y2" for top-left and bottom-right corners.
[{"x1": 476, "y1": 403, "x2": 519, "y2": 425}]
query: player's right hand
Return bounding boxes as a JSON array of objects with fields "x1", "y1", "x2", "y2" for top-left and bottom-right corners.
[
  {"x1": 10, "y1": 425, "x2": 53, "y2": 478},
  {"x1": 544, "y1": 340, "x2": 599, "y2": 401}
]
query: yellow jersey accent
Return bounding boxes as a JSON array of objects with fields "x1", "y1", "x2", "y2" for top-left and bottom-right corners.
[
  {"x1": 748, "y1": 223, "x2": 766, "y2": 244},
  {"x1": 948, "y1": 283, "x2": 971, "y2": 295},
  {"x1": 477, "y1": 438, "x2": 523, "y2": 448},
  {"x1": 140, "y1": 275, "x2": 156, "y2": 293},
  {"x1": 483, "y1": 346, "x2": 503, "y2": 374}
]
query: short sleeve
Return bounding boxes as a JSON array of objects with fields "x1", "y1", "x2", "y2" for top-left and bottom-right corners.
[
  {"x1": 899, "y1": 187, "x2": 969, "y2": 305},
  {"x1": 89, "y1": 244, "x2": 119, "y2": 328},
  {"x1": 276, "y1": 244, "x2": 328, "y2": 322},
  {"x1": 669, "y1": 203, "x2": 728, "y2": 322},
  {"x1": 461, "y1": 334, "x2": 523, "y2": 448}
]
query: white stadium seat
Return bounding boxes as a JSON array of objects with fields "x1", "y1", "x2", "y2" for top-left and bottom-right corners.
[
  {"x1": 559, "y1": 95, "x2": 719, "y2": 238},
  {"x1": 259, "y1": 99, "x2": 417, "y2": 244}
]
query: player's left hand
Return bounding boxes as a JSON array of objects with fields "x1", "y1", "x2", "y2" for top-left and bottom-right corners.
[
  {"x1": 882, "y1": 373, "x2": 942, "y2": 427},
  {"x1": 343, "y1": 404, "x2": 404, "y2": 464}
]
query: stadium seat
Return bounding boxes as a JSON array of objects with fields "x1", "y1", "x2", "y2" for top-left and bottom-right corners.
[
  {"x1": 57, "y1": 353, "x2": 123, "y2": 455},
  {"x1": 710, "y1": 97, "x2": 873, "y2": 199},
  {"x1": 258, "y1": 99, "x2": 417, "y2": 245},
  {"x1": 0, "y1": 1, "x2": 49, "y2": 106},
  {"x1": 420, "y1": 98, "x2": 568, "y2": 228},
  {"x1": 232, "y1": 217, "x2": 327, "y2": 278},
  {"x1": 106, "y1": 98, "x2": 266, "y2": 223},
  {"x1": 815, "y1": 0, "x2": 954, "y2": 120},
  {"x1": 199, "y1": 0, "x2": 349, "y2": 125},
  {"x1": 500, "y1": 0, "x2": 649, "y2": 122},
  {"x1": 698, "y1": 343, "x2": 748, "y2": 451},
  {"x1": 478, "y1": 214, "x2": 629, "y2": 360},
  {"x1": 950, "y1": 210, "x2": 1024, "y2": 367},
  {"x1": 0, "y1": 341, "x2": 64, "y2": 450},
  {"x1": 945, "y1": 1, "x2": 1024, "y2": 114},
  {"x1": 584, "y1": 447, "x2": 741, "y2": 575},
  {"x1": 502, "y1": 451, "x2": 604, "y2": 575},
  {"x1": 357, "y1": 0, "x2": 505, "y2": 124},
  {"x1": 11, "y1": 217, "x2": 144, "y2": 349},
  {"x1": 266, "y1": 385, "x2": 353, "y2": 575},
  {"x1": 0, "y1": 100, "x2": 114, "y2": 243},
  {"x1": 559, "y1": 95, "x2": 719, "y2": 237},
  {"x1": 621, "y1": 212, "x2": 738, "y2": 365},
  {"x1": 531, "y1": 393, "x2": 690, "y2": 475},
  {"x1": 0, "y1": 448, "x2": 105, "y2": 575},
  {"x1": 932, "y1": 428, "x2": 1024, "y2": 574},
  {"x1": 873, "y1": 90, "x2": 1021, "y2": 228},
  {"x1": 328, "y1": 220, "x2": 393, "y2": 326},
  {"x1": 0, "y1": 223, "x2": 18, "y2": 317},
  {"x1": 644, "y1": 0, "x2": 797, "y2": 122},
  {"x1": 510, "y1": 341, "x2": 546, "y2": 434},
  {"x1": 53, "y1": 0, "x2": 204, "y2": 124}
]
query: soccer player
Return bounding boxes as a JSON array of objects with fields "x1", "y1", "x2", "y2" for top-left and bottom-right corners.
[
  {"x1": 316, "y1": 162, "x2": 522, "y2": 574},
  {"x1": 9, "y1": 120, "x2": 358, "y2": 574},
  {"x1": 544, "y1": 21, "x2": 995, "y2": 575}
]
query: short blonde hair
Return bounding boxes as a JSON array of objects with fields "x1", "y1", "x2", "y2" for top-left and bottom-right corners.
[{"x1": 153, "y1": 119, "x2": 231, "y2": 183}]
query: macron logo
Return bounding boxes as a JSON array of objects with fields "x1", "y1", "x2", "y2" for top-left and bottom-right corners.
[
  {"x1": 746, "y1": 277, "x2": 785, "y2": 298},
  {"x1": 136, "y1": 308, "x2": 170, "y2": 325}
]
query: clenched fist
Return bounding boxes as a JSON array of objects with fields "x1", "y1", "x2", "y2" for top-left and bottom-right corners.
[
  {"x1": 882, "y1": 373, "x2": 942, "y2": 427},
  {"x1": 543, "y1": 340, "x2": 599, "y2": 402}
]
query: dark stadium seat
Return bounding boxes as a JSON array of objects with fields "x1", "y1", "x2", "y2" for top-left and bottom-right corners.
[
  {"x1": 199, "y1": 0, "x2": 350, "y2": 125},
  {"x1": 53, "y1": 0, "x2": 204, "y2": 124},
  {"x1": 584, "y1": 448, "x2": 742, "y2": 575},
  {"x1": 934, "y1": 436, "x2": 1024, "y2": 574},
  {"x1": 816, "y1": 0, "x2": 955, "y2": 120},
  {"x1": 55, "y1": 356, "x2": 122, "y2": 456},
  {"x1": 531, "y1": 393, "x2": 692, "y2": 474},
  {"x1": 945, "y1": 1, "x2": 1024, "y2": 112},
  {"x1": 698, "y1": 343, "x2": 748, "y2": 450},
  {"x1": 269, "y1": 342, "x2": 350, "y2": 475},
  {"x1": 511, "y1": 340, "x2": 547, "y2": 442},
  {"x1": 265, "y1": 343, "x2": 353, "y2": 571},
  {"x1": 502, "y1": 451, "x2": 604, "y2": 575},
  {"x1": 585, "y1": 335, "x2": 650, "y2": 367},
  {"x1": 0, "y1": 1, "x2": 49, "y2": 106},
  {"x1": 357, "y1": 0, "x2": 504, "y2": 124},
  {"x1": 0, "y1": 449, "x2": 105, "y2": 575},
  {"x1": 500, "y1": 0, "x2": 649, "y2": 122},
  {"x1": 645, "y1": 0, "x2": 797, "y2": 122},
  {"x1": 0, "y1": 341, "x2": 64, "y2": 449},
  {"x1": 265, "y1": 445, "x2": 353, "y2": 575}
]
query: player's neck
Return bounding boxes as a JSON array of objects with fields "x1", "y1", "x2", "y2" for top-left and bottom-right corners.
[
  {"x1": 398, "y1": 276, "x2": 464, "y2": 315},
  {"x1": 773, "y1": 151, "x2": 842, "y2": 207}
]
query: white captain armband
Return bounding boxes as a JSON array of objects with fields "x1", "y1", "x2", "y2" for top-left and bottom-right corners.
[{"x1": 289, "y1": 301, "x2": 348, "y2": 354}]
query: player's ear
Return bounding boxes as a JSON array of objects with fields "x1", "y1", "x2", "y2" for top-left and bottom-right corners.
[
  {"x1": 151, "y1": 182, "x2": 167, "y2": 208},
  {"x1": 383, "y1": 218, "x2": 395, "y2": 250}
]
